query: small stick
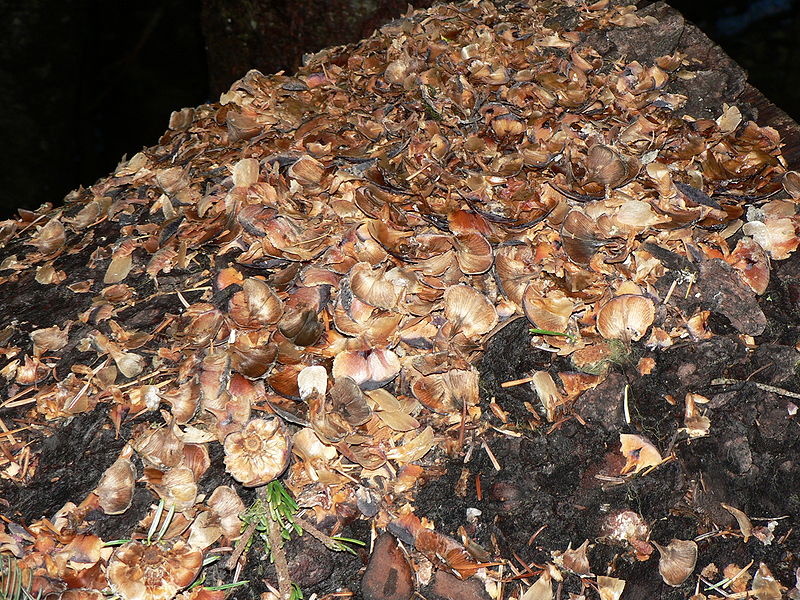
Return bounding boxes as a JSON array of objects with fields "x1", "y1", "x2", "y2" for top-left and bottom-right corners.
[
  {"x1": 623, "y1": 384, "x2": 631, "y2": 424},
  {"x1": 546, "y1": 415, "x2": 573, "y2": 435},
  {"x1": 711, "y1": 378, "x2": 800, "y2": 400},
  {"x1": 226, "y1": 516, "x2": 258, "y2": 570},
  {"x1": 684, "y1": 276, "x2": 695, "y2": 299},
  {"x1": 65, "y1": 358, "x2": 110, "y2": 411},
  {"x1": 268, "y1": 516, "x2": 292, "y2": 600},
  {"x1": 405, "y1": 163, "x2": 431, "y2": 181},
  {"x1": 663, "y1": 278, "x2": 678, "y2": 305},
  {"x1": 175, "y1": 290, "x2": 191, "y2": 309},
  {"x1": 512, "y1": 551, "x2": 540, "y2": 578},
  {"x1": 458, "y1": 398, "x2": 467, "y2": 450},
  {"x1": 527, "y1": 525, "x2": 547, "y2": 545},
  {"x1": 640, "y1": 454, "x2": 675, "y2": 476},
  {"x1": 497, "y1": 565, "x2": 504, "y2": 600},
  {"x1": 744, "y1": 363, "x2": 772, "y2": 380},
  {"x1": 777, "y1": 527, "x2": 793, "y2": 545},
  {"x1": 501, "y1": 375, "x2": 536, "y2": 388},
  {"x1": 332, "y1": 466, "x2": 360, "y2": 484},
  {"x1": 20, "y1": 446, "x2": 31, "y2": 480},
  {"x1": 0, "y1": 417, "x2": 17, "y2": 445},
  {"x1": 0, "y1": 387, "x2": 37, "y2": 410},
  {"x1": 294, "y1": 515, "x2": 343, "y2": 551},
  {"x1": 594, "y1": 474, "x2": 625, "y2": 485},
  {"x1": 13, "y1": 211, "x2": 49, "y2": 239},
  {"x1": 722, "y1": 560, "x2": 753, "y2": 590},
  {"x1": 482, "y1": 440, "x2": 501, "y2": 471}
]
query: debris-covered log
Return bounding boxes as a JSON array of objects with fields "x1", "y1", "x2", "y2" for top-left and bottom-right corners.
[{"x1": 1, "y1": 2, "x2": 799, "y2": 600}]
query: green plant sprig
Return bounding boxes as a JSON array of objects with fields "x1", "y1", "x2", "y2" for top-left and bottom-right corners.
[
  {"x1": 265, "y1": 480, "x2": 302, "y2": 539},
  {"x1": 0, "y1": 554, "x2": 39, "y2": 600},
  {"x1": 328, "y1": 536, "x2": 366, "y2": 555},
  {"x1": 290, "y1": 583, "x2": 304, "y2": 600},
  {"x1": 529, "y1": 327, "x2": 577, "y2": 342},
  {"x1": 197, "y1": 580, "x2": 250, "y2": 592},
  {"x1": 240, "y1": 481, "x2": 303, "y2": 559},
  {"x1": 237, "y1": 481, "x2": 365, "y2": 598}
]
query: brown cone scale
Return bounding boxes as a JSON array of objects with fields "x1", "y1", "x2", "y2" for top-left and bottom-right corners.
[{"x1": 361, "y1": 532, "x2": 414, "y2": 600}]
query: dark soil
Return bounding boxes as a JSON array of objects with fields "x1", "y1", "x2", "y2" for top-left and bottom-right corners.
[
  {"x1": 1, "y1": 3, "x2": 799, "y2": 599},
  {"x1": 447, "y1": 309, "x2": 798, "y2": 598},
  {"x1": 405, "y1": 260, "x2": 800, "y2": 599}
]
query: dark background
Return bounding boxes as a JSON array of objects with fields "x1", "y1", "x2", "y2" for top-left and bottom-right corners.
[{"x1": 0, "y1": 0, "x2": 797, "y2": 219}]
